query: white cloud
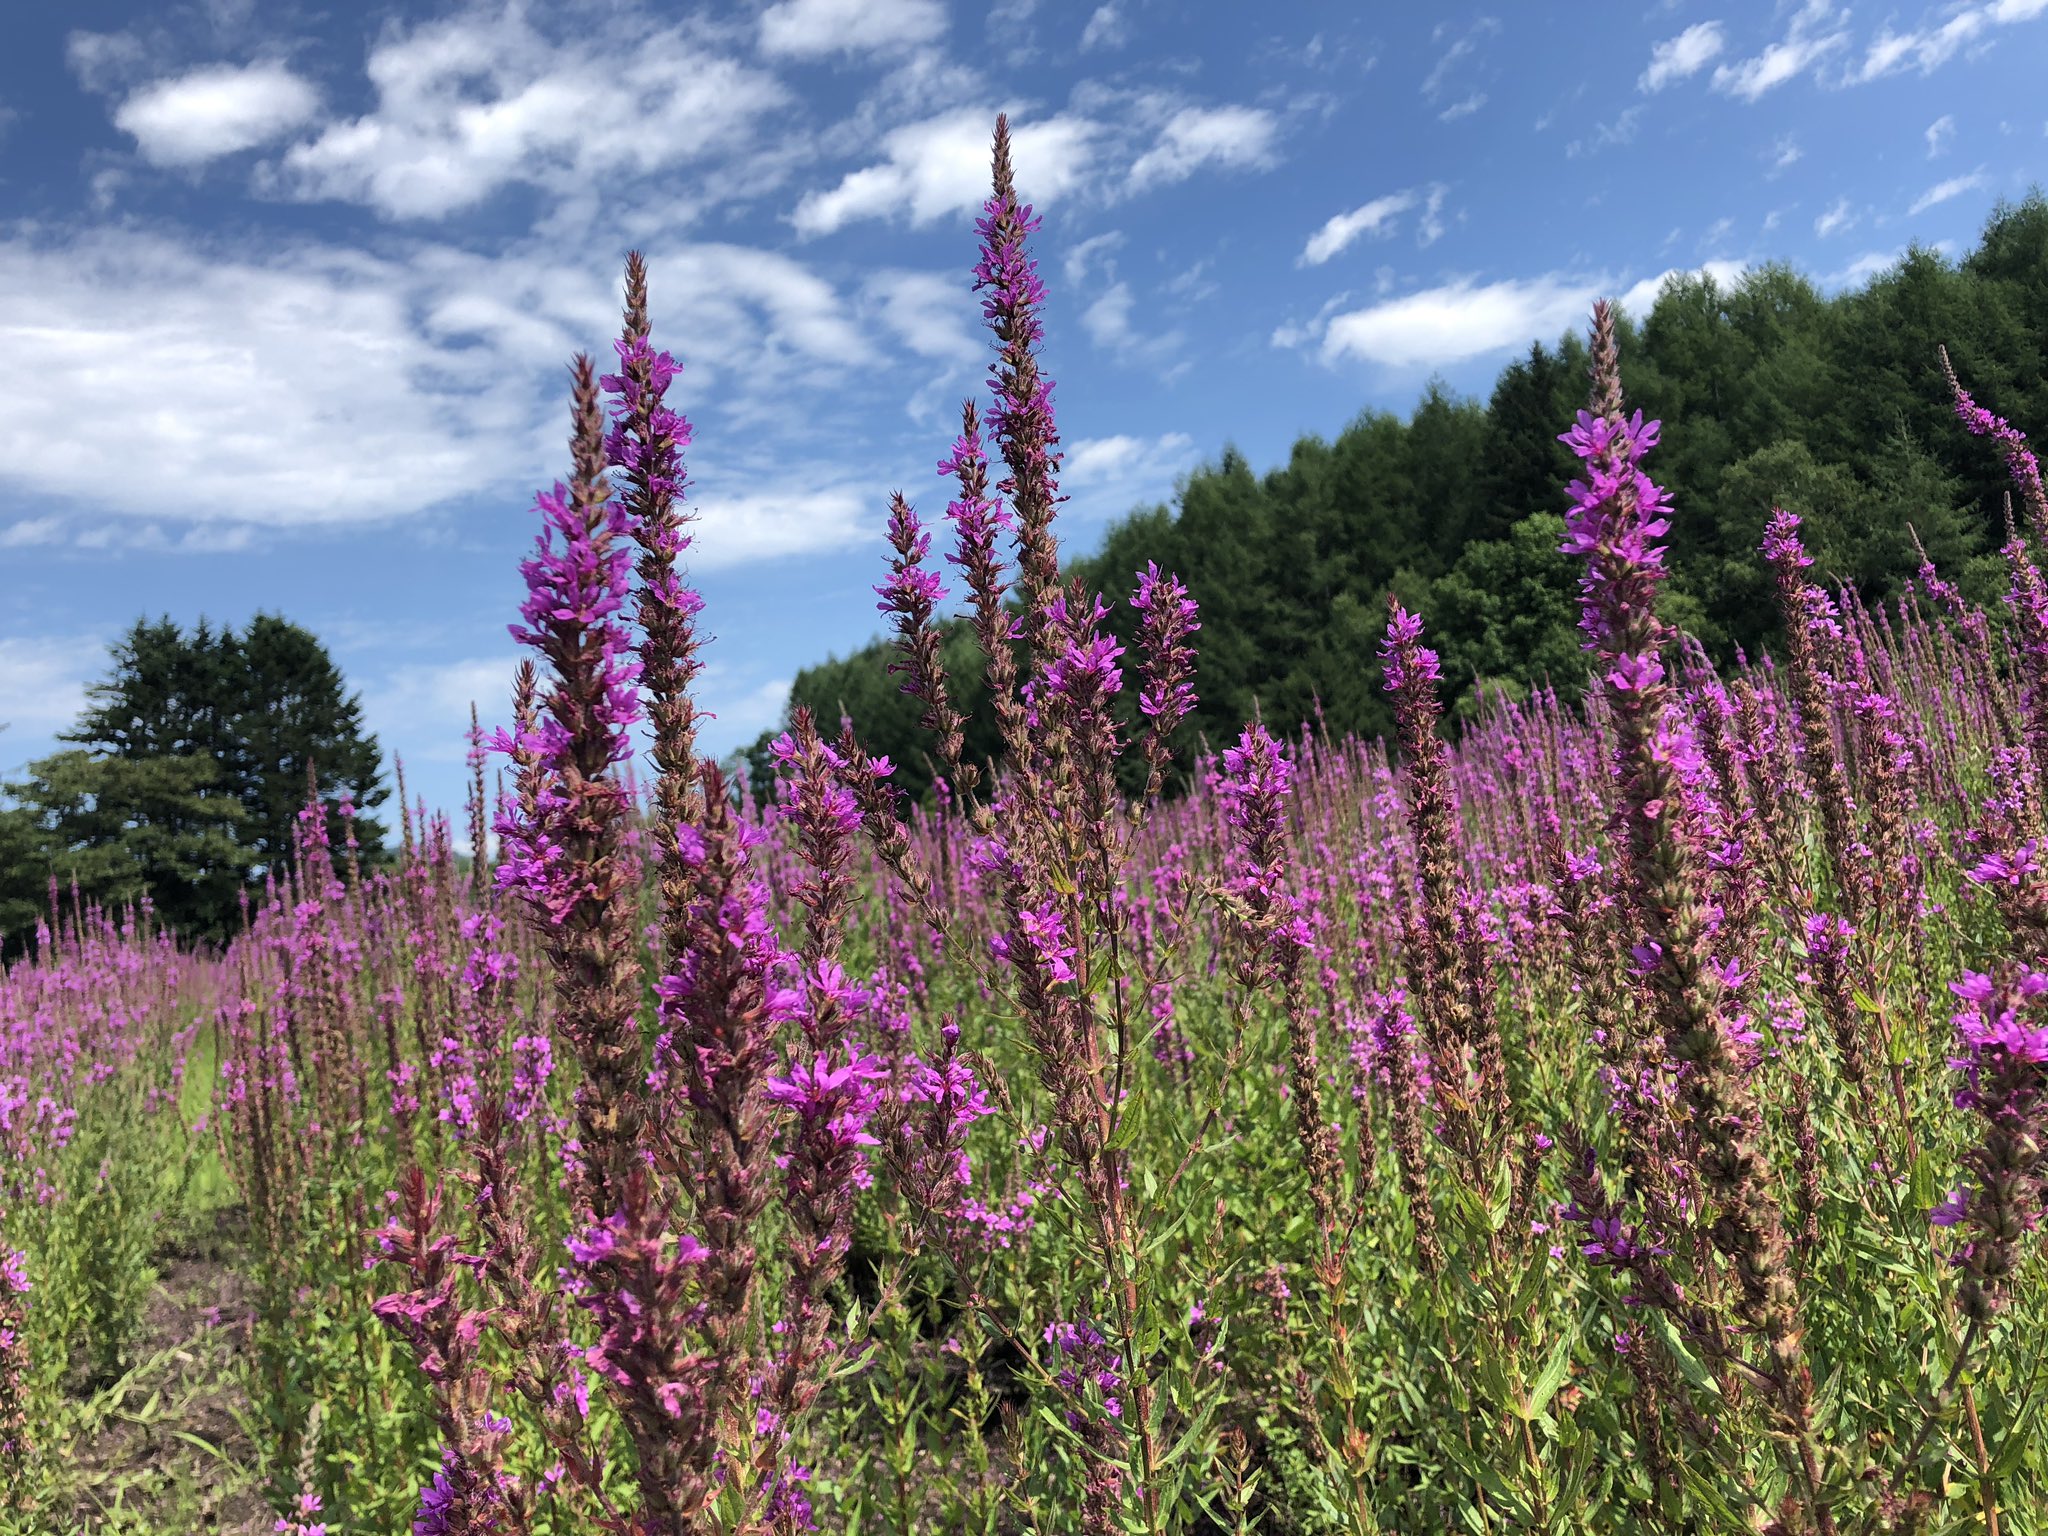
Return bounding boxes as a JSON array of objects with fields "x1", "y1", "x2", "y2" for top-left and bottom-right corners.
[
  {"x1": 1300, "y1": 190, "x2": 1420, "y2": 266},
  {"x1": 113, "y1": 61, "x2": 319, "y2": 168},
  {"x1": 687, "y1": 485, "x2": 871, "y2": 567},
  {"x1": 1437, "y1": 93, "x2": 1486, "y2": 122},
  {"x1": 699, "y1": 667, "x2": 795, "y2": 744},
  {"x1": 1127, "y1": 105, "x2": 1279, "y2": 192},
  {"x1": 758, "y1": 0, "x2": 947, "y2": 59},
  {"x1": 1859, "y1": 1, "x2": 2043, "y2": 81},
  {"x1": 0, "y1": 227, "x2": 871, "y2": 543},
  {"x1": 0, "y1": 231, "x2": 529, "y2": 527},
  {"x1": 271, "y1": 6, "x2": 786, "y2": 219},
  {"x1": 1320, "y1": 275, "x2": 1600, "y2": 368},
  {"x1": 1772, "y1": 134, "x2": 1802, "y2": 170},
  {"x1": 1066, "y1": 432, "x2": 1193, "y2": 488},
  {"x1": 1712, "y1": 0, "x2": 1848, "y2": 100},
  {"x1": 1639, "y1": 21, "x2": 1726, "y2": 91},
  {"x1": 1619, "y1": 261, "x2": 1746, "y2": 316},
  {"x1": 1078, "y1": 282, "x2": 1185, "y2": 374},
  {"x1": 1062, "y1": 432, "x2": 1197, "y2": 523},
  {"x1": 1925, "y1": 113, "x2": 1956, "y2": 156},
  {"x1": 0, "y1": 636, "x2": 102, "y2": 747},
  {"x1": 1271, "y1": 290, "x2": 1358, "y2": 352},
  {"x1": 1827, "y1": 250, "x2": 1902, "y2": 288},
  {"x1": 361, "y1": 656, "x2": 522, "y2": 763},
  {"x1": 862, "y1": 270, "x2": 979, "y2": 362},
  {"x1": 1909, "y1": 169, "x2": 1991, "y2": 214},
  {"x1": 793, "y1": 107, "x2": 1100, "y2": 235},
  {"x1": 1314, "y1": 265, "x2": 1742, "y2": 369},
  {"x1": 0, "y1": 517, "x2": 67, "y2": 549},
  {"x1": 1815, "y1": 196, "x2": 1855, "y2": 236},
  {"x1": 1063, "y1": 230, "x2": 1125, "y2": 286},
  {"x1": 1079, "y1": 3, "x2": 1129, "y2": 52},
  {"x1": 65, "y1": 29, "x2": 151, "y2": 94},
  {"x1": 1082, "y1": 282, "x2": 1137, "y2": 350},
  {"x1": 0, "y1": 517, "x2": 255, "y2": 554}
]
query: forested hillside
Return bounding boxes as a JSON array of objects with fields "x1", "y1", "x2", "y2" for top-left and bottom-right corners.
[{"x1": 748, "y1": 195, "x2": 2048, "y2": 799}]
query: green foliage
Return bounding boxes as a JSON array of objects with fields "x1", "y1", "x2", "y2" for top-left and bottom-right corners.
[
  {"x1": 750, "y1": 193, "x2": 2048, "y2": 785},
  {"x1": 0, "y1": 751, "x2": 254, "y2": 950},
  {"x1": 0, "y1": 613, "x2": 392, "y2": 949},
  {"x1": 68, "y1": 614, "x2": 389, "y2": 873}
]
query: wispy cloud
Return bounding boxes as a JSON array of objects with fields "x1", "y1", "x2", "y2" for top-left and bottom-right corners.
[
  {"x1": 1421, "y1": 16, "x2": 1501, "y2": 104},
  {"x1": 1062, "y1": 431, "x2": 1197, "y2": 522},
  {"x1": 1639, "y1": 21, "x2": 1726, "y2": 92},
  {"x1": 1079, "y1": 3, "x2": 1129, "y2": 52},
  {"x1": 1826, "y1": 249, "x2": 1903, "y2": 289},
  {"x1": 1299, "y1": 189, "x2": 1422, "y2": 266},
  {"x1": 1925, "y1": 113, "x2": 1956, "y2": 156},
  {"x1": 1711, "y1": 0, "x2": 1848, "y2": 101},
  {"x1": 0, "y1": 635, "x2": 104, "y2": 748},
  {"x1": 1312, "y1": 263, "x2": 1743, "y2": 369},
  {"x1": 1567, "y1": 106, "x2": 1642, "y2": 158},
  {"x1": 860, "y1": 270, "x2": 980, "y2": 363},
  {"x1": 1126, "y1": 105, "x2": 1279, "y2": 192},
  {"x1": 757, "y1": 0, "x2": 947, "y2": 59},
  {"x1": 1079, "y1": 282, "x2": 1186, "y2": 375},
  {"x1": 1909, "y1": 169, "x2": 1991, "y2": 214},
  {"x1": 1858, "y1": 0, "x2": 2047, "y2": 82},
  {"x1": 794, "y1": 107, "x2": 1100, "y2": 234},
  {"x1": 0, "y1": 226, "x2": 879, "y2": 546}
]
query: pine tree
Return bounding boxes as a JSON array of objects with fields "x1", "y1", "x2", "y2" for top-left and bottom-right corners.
[{"x1": 68, "y1": 614, "x2": 387, "y2": 876}]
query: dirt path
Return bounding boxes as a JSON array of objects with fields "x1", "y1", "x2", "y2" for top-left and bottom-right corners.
[{"x1": 64, "y1": 1227, "x2": 270, "y2": 1534}]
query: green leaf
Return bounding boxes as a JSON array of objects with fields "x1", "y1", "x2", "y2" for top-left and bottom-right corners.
[
  {"x1": 1525, "y1": 1329, "x2": 1575, "y2": 1422},
  {"x1": 1642, "y1": 1308, "x2": 1719, "y2": 1398}
]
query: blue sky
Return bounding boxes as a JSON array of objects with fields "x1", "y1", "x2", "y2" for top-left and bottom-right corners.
[{"x1": 1, "y1": 0, "x2": 2043, "y2": 832}]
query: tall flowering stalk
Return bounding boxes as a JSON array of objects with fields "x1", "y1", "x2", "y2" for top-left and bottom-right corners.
[
  {"x1": 836, "y1": 117, "x2": 1235, "y2": 1536},
  {"x1": 1762, "y1": 512, "x2": 1865, "y2": 920},
  {"x1": 609, "y1": 251, "x2": 706, "y2": 842},
  {"x1": 1934, "y1": 968, "x2": 2048, "y2": 1323},
  {"x1": 1131, "y1": 563, "x2": 1199, "y2": 804},
  {"x1": 493, "y1": 354, "x2": 647, "y2": 1211},
  {"x1": 370, "y1": 1169, "x2": 518, "y2": 1536},
  {"x1": 940, "y1": 402, "x2": 1023, "y2": 810},
  {"x1": 759, "y1": 714, "x2": 888, "y2": 1446},
  {"x1": 876, "y1": 493, "x2": 973, "y2": 799},
  {"x1": 1561, "y1": 302, "x2": 1828, "y2": 1529},
  {"x1": 1217, "y1": 724, "x2": 1337, "y2": 1228},
  {"x1": 1381, "y1": 600, "x2": 1513, "y2": 1181},
  {"x1": 1942, "y1": 345, "x2": 2048, "y2": 543},
  {"x1": 1920, "y1": 964, "x2": 2048, "y2": 1534},
  {"x1": 979, "y1": 114, "x2": 1062, "y2": 648}
]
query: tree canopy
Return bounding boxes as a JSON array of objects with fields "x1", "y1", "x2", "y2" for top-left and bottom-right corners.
[{"x1": 1, "y1": 614, "x2": 387, "y2": 951}]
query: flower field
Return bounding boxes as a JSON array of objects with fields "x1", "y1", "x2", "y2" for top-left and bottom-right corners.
[{"x1": 7, "y1": 116, "x2": 2048, "y2": 1536}]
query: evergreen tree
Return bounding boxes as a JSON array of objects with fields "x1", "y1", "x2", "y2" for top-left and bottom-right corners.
[
  {"x1": 67, "y1": 613, "x2": 388, "y2": 879},
  {"x1": 2, "y1": 750, "x2": 254, "y2": 949}
]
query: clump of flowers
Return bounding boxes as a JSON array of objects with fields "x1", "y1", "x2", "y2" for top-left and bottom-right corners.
[{"x1": 1935, "y1": 967, "x2": 2048, "y2": 1322}]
